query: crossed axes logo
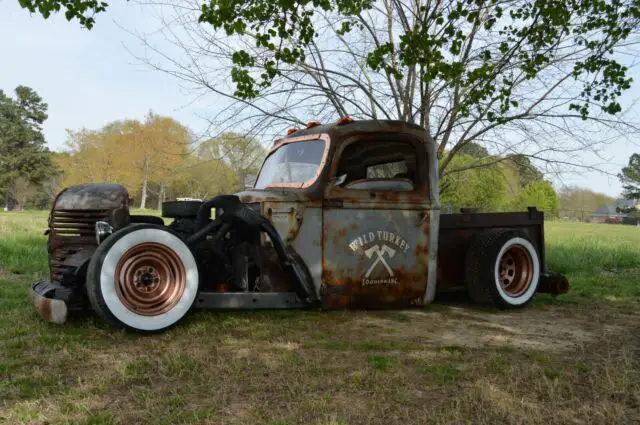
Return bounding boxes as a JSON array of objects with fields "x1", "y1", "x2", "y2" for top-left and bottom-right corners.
[{"x1": 364, "y1": 244, "x2": 396, "y2": 278}]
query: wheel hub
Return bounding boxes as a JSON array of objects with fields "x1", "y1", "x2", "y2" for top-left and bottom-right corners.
[
  {"x1": 114, "y1": 243, "x2": 187, "y2": 316},
  {"x1": 135, "y1": 267, "x2": 160, "y2": 292},
  {"x1": 498, "y1": 244, "x2": 533, "y2": 297}
]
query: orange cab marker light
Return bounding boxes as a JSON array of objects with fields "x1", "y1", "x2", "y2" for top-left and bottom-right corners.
[
  {"x1": 306, "y1": 121, "x2": 321, "y2": 128},
  {"x1": 287, "y1": 128, "x2": 299, "y2": 135},
  {"x1": 336, "y1": 116, "x2": 354, "y2": 124}
]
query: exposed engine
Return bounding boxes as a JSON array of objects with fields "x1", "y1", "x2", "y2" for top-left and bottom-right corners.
[{"x1": 160, "y1": 199, "x2": 266, "y2": 293}]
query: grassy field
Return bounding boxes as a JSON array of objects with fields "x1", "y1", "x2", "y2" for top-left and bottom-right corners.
[{"x1": 1, "y1": 211, "x2": 639, "y2": 425}]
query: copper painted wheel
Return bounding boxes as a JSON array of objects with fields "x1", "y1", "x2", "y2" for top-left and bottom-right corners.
[
  {"x1": 498, "y1": 244, "x2": 533, "y2": 297},
  {"x1": 114, "y1": 242, "x2": 187, "y2": 316}
]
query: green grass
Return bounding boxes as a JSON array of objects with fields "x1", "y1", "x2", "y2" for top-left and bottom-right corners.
[
  {"x1": 0, "y1": 212, "x2": 639, "y2": 425},
  {"x1": 417, "y1": 363, "x2": 463, "y2": 383},
  {"x1": 543, "y1": 221, "x2": 640, "y2": 303}
]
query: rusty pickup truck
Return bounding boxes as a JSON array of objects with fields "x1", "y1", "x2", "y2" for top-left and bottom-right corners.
[{"x1": 30, "y1": 119, "x2": 568, "y2": 332}]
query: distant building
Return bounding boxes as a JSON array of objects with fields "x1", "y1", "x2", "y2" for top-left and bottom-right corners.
[
  {"x1": 612, "y1": 198, "x2": 640, "y2": 211},
  {"x1": 592, "y1": 198, "x2": 640, "y2": 223}
]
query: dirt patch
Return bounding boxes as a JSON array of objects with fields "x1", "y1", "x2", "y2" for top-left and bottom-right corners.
[
  {"x1": 0, "y1": 269, "x2": 23, "y2": 280},
  {"x1": 348, "y1": 304, "x2": 639, "y2": 352}
]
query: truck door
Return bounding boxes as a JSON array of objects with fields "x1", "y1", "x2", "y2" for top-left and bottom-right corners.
[{"x1": 321, "y1": 137, "x2": 431, "y2": 308}]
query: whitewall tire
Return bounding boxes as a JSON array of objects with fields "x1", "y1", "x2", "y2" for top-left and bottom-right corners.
[
  {"x1": 465, "y1": 229, "x2": 540, "y2": 309},
  {"x1": 86, "y1": 224, "x2": 199, "y2": 332}
]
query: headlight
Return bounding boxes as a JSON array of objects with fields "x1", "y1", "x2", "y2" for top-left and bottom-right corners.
[{"x1": 95, "y1": 221, "x2": 114, "y2": 245}]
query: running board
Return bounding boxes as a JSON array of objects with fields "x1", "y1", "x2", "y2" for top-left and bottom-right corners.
[{"x1": 194, "y1": 292, "x2": 308, "y2": 309}]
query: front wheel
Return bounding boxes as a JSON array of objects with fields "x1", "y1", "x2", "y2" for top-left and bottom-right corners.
[
  {"x1": 465, "y1": 229, "x2": 540, "y2": 309},
  {"x1": 86, "y1": 224, "x2": 199, "y2": 332}
]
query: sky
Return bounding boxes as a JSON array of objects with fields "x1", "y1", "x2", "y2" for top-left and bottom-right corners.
[{"x1": 0, "y1": 0, "x2": 638, "y2": 198}]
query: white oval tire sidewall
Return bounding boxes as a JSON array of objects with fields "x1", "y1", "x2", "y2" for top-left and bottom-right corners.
[
  {"x1": 493, "y1": 237, "x2": 540, "y2": 306},
  {"x1": 99, "y1": 228, "x2": 198, "y2": 331}
]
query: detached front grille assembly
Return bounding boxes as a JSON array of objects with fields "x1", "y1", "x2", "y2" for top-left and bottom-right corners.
[{"x1": 48, "y1": 209, "x2": 110, "y2": 284}]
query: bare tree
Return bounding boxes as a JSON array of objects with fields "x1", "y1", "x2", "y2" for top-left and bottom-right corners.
[{"x1": 125, "y1": 0, "x2": 640, "y2": 184}]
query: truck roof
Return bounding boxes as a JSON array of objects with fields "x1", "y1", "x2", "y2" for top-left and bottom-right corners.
[{"x1": 281, "y1": 119, "x2": 428, "y2": 145}]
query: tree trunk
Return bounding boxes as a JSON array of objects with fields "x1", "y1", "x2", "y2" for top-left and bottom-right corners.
[
  {"x1": 157, "y1": 182, "x2": 165, "y2": 210},
  {"x1": 140, "y1": 177, "x2": 148, "y2": 209},
  {"x1": 5, "y1": 181, "x2": 16, "y2": 211}
]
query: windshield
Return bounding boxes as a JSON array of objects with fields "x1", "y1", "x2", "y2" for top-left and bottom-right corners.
[{"x1": 254, "y1": 139, "x2": 327, "y2": 189}]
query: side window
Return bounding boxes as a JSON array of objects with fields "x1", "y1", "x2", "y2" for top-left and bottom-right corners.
[
  {"x1": 366, "y1": 161, "x2": 408, "y2": 179},
  {"x1": 335, "y1": 140, "x2": 418, "y2": 192}
]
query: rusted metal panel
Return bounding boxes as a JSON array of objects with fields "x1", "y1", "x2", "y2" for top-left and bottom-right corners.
[
  {"x1": 314, "y1": 122, "x2": 433, "y2": 308},
  {"x1": 29, "y1": 285, "x2": 68, "y2": 324},
  {"x1": 262, "y1": 201, "x2": 304, "y2": 243},
  {"x1": 290, "y1": 208, "x2": 323, "y2": 295},
  {"x1": 48, "y1": 184, "x2": 129, "y2": 283},
  {"x1": 424, "y1": 127, "x2": 440, "y2": 303},
  {"x1": 424, "y1": 206, "x2": 440, "y2": 303},
  {"x1": 321, "y1": 207, "x2": 430, "y2": 309},
  {"x1": 53, "y1": 183, "x2": 129, "y2": 210},
  {"x1": 239, "y1": 194, "x2": 323, "y2": 296},
  {"x1": 237, "y1": 189, "x2": 303, "y2": 203}
]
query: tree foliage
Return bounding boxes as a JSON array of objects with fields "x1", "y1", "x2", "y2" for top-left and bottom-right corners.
[
  {"x1": 197, "y1": 133, "x2": 266, "y2": 189},
  {"x1": 56, "y1": 118, "x2": 264, "y2": 207},
  {"x1": 440, "y1": 154, "x2": 508, "y2": 211},
  {"x1": 509, "y1": 180, "x2": 559, "y2": 217},
  {"x1": 440, "y1": 148, "x2": 554, "y2": 212},
  {"x1": 618, "y1": 153, "x2": 640, "y2": 200},
  {"x1": 507, "y1": 155, "x2": 544, "y2": 188},
  {"x1": 456, "y1": 142, "x2": 489, "y2": 159},
  {"x1": 19, "y1": 0, "x2": 640, "y2": 182},
  {"x1": 18, "y1": 0, "x2": 108, "y2": 29},
  {"x1": 557, "y1": 185, "x2": 614, "y2": 219},
  {"x1": 19, "y1": 0, "x2": 640, "y2": 120},
  {"x1": 177, "y1": 155, "x2": 239, "y2": 200},
  {"x1": 212, "y1": 0, "x2": 640, "y2": 120},
  {"x1": 0, "y1": 85, "x2": 54, "y2": 209},
  {"x1": 200, "y1": 0, "x2": 637, "y2": 120}
]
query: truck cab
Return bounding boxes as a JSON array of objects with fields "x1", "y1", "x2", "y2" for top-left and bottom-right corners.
[{"x1": 238, "y1": 120, "x2": 439, "y2": 309}]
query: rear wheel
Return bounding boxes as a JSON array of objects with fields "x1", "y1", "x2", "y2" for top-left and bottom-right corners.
[
  {"x1": 465, "y1": 229, "x2": 540, "y2": 309},
  {"x1": 86, "y1": 224, "x2": 199, "y2": 332}
]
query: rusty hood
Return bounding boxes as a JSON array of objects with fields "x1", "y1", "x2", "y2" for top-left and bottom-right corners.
[{"x1": 54, "y1": 183, "x2": 129, "y2": 210}]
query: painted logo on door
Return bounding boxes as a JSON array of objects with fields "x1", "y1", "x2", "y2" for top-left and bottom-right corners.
[{"x1": 348, "y1": 231, "x2": 410, "y2": 286}]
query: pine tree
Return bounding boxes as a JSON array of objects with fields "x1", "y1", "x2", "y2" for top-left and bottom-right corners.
[
  {"x1": 0, "y1": 86, "x2": 53, "y2": 210},
  {"x1": 619, "y1": 154, "x2": 640, "y2": 201}
]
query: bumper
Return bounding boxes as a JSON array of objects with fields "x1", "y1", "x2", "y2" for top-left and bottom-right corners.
[{"x1": 30, "y1": 281, "x2": 71, "y2": 325}]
